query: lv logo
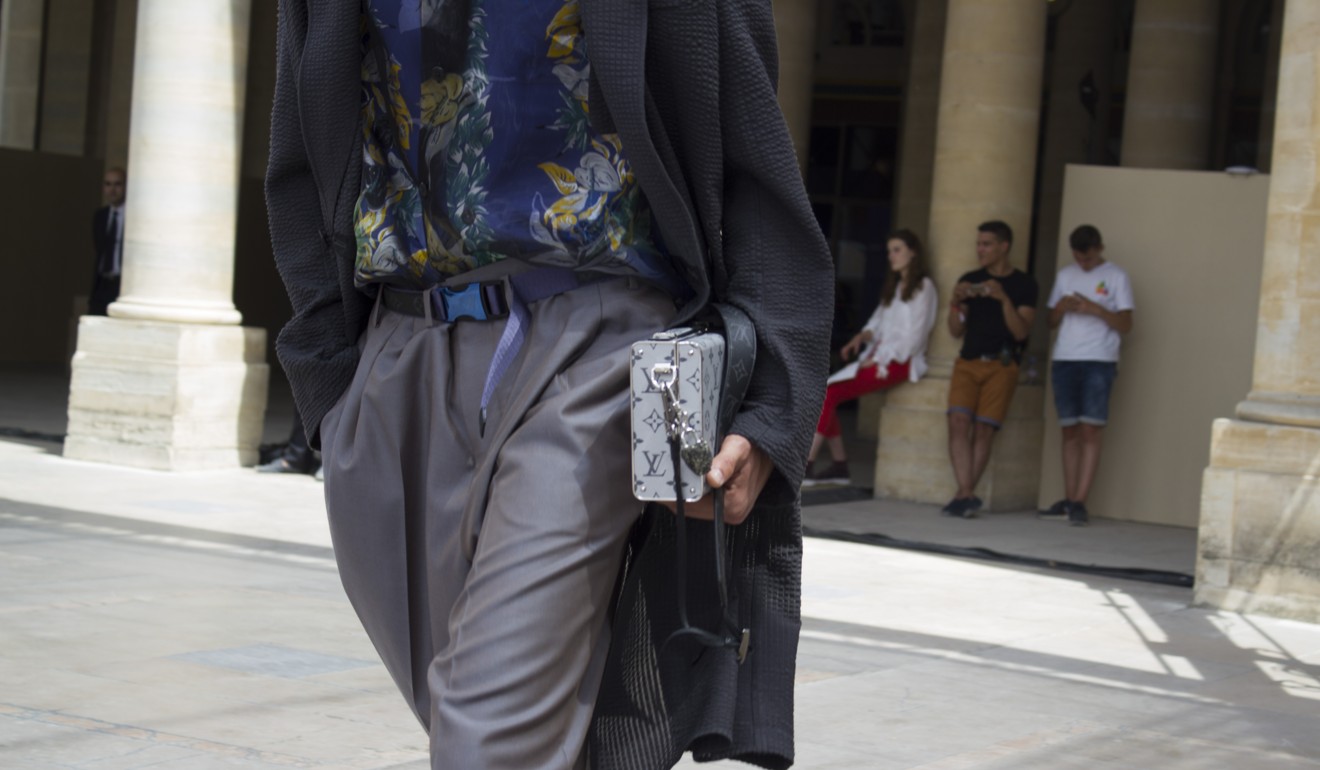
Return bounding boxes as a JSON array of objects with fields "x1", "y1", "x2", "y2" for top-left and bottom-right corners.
[{"x1": 642, "y1": 450, "x2": 668, "y2": 477}]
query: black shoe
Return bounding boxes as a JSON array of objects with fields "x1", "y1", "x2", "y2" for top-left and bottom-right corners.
[
  {"x1": 1038, "y1": 499, "x2": 1071, "y2": 520},
  {"x1": 803, "y1": 460, "x2": 850, "y2": 486},
  {"x1": 1068, "y1": 501, "x2": 1089, "y2": 526},
  {"x1": 941, "y1": 496, "x2": 979, "y2": 518}
]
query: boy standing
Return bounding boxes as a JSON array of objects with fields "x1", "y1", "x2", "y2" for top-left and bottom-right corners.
[
  {"x1": 1039, "y1": 225, "x2": 1134, "y2": 526},
  {"x1": 944, "y1": 221, "x2": 1038, "y2": 518}
]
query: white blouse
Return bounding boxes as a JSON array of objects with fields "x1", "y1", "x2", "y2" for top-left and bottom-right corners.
[{"x1": 827, "y1": 276, "x2": 939, "y2": 385}]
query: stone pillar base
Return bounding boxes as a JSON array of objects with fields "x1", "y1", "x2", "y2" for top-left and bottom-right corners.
[
  {"x1": 1197, "y1": 418, "x2": 1320, "y2": 623},
  {"x1": 857, "y1": 392, "x2": 885, "y2": 441},
  {"x1": 874, "y1": 375, "x2": 1044, "y2": 510},
  {"x1": 64, "y1": 316, "x2": 268, "y2": 471}
]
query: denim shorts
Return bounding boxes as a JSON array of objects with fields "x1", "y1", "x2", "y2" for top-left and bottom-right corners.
[{"x1": 1051, "y1": 360, "x2": 1117, "y2": 426}]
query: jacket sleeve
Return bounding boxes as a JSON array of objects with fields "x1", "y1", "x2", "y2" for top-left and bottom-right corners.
[
  {"x1": 265, "y1": 0, "x2": 363, "y2": 447},
  {"x1": 716, "y1": 0, "x2": 834, "y2": 506}
]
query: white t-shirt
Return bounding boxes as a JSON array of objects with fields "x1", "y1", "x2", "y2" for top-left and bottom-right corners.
[{"x1": 1048, "y1": 261, "x2": 1134, "y2": 362}]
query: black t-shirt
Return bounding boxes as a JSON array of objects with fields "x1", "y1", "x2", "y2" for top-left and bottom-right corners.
[{"x1": 957, "y1": 267, "x2": 1039, "y2": 361}]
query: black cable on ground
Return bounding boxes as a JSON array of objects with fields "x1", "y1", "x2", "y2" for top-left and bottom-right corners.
[
  {"x1": 802, "y1": 526, "x2": 1195, "y2": 588},
  {"x1": 0, "y1": 427, "x2": 65, "y2": 443}
]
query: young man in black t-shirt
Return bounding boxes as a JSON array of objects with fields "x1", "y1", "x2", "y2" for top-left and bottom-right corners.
[{"x1": 943, "y1": 220, "x2": 1038, "y2": 518}]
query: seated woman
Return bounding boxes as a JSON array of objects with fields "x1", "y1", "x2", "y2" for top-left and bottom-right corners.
[{"x1": 805, "y1": 229, "x2": 939, "y2": 485}]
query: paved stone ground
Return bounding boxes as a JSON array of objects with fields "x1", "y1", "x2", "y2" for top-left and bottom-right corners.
[
  {"x1": 3, "y1": 436, "x2": 1320, "y2": 769},
  {"x1": 3, "y1": 368, "x2": 1319, "y2": 768}
]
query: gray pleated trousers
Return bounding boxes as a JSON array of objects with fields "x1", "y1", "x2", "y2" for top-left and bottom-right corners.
[{"x1": 320, "y1": 278, "x2": 674, "y2": 769}]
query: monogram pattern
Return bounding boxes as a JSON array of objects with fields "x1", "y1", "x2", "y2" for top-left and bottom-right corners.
[{"x1": 630, "y1": 329, "x2": 725, "y2": 502}]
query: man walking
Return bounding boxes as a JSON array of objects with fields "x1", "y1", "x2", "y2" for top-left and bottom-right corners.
[
  {"x1": 266, "y1": 0, "x2": 832, "y2": 767},
  {"x1": 89, "y1": 168, "x2": 126, "y2": 316},
  {"x1": 943, "y1": 221, "x2": 1038, "y2": 518},
  {"x1": 1039, "y1": 225, "x2": 1134, "y2": 526}
]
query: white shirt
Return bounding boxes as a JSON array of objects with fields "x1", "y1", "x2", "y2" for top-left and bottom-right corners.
[
  {"x1": 106, "y1": 204, "x2": 125, "y2": 277},
  {"x1": 1048, "y1": 261, "x2": 1134, "y2": 362},
  {"x1": 828, "y1": 276, "x2": 939, "y2": 385}
]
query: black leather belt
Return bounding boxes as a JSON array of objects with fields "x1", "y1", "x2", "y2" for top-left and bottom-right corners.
[
  {"x1": 380, "y1": 281, "x2": 509, "y2": 322},
  {"x1": 378, "y1": 268, "x2": 595, "y2": 323}
]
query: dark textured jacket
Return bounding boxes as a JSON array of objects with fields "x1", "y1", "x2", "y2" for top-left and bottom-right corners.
[{"x1": 266, "y1": 1, "x2": 832, "y2": 767}]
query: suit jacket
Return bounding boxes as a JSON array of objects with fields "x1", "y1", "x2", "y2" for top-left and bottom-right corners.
[
  {"x1": 92, "y1": 206, "x2": 118, "y2": 278},
  {"x1": 266, "y1": 1, "x2": 833, "y2": 767},
  {"x1": 89, "y1": 206, "x2": 123, "y2": 315}
]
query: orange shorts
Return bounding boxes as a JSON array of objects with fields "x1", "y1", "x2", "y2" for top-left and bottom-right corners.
[{"x1": 947, "y1": 357, "x2": 1019, "y2": 427}]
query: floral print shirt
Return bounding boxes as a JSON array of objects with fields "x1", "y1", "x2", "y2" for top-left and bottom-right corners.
[{"x1": 355, "y1": 0, "x2": 684, "y2": 294}]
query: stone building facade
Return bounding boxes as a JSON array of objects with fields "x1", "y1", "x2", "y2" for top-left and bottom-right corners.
[{"x1": 0, "y1": 0, "x2": 1315, "y2": 621}]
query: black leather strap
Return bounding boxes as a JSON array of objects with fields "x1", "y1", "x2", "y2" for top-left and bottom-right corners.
[
  {"x1": 664, "y1": 303, "x2": 757, "y2": 662},
  {"x1": 710, "y1": 303, "x2": 756, "y2": 440}
]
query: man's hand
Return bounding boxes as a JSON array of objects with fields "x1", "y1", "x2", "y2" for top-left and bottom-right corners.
[
  {"x1": 948, "y1": 284, "x2": 970, "y2": 338},
  {"x1": 984, "y1": 279, "x2": 1008, "y2": 303},
  {"x1": 951, "y1": 281, "x2": 975, "y2": 305},
  {"x1": 1071, "y1": 292, "x2": 1104, "y2": 315},
  {"x1": 1067, "y1": 292, "x2": 1132, "y2": 332},
  {"x1": 661, "y1": 434, "x2": 773, "y2": 525}
]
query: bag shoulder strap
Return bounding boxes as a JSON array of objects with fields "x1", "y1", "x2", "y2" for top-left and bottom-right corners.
[{"x1": 710, "y1": 303, "x2": 756, "y2": 439}]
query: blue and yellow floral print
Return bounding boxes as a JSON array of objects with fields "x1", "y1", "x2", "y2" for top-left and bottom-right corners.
[{"x1": 355, "y1": 0, "x2": 683, "y2": 295}]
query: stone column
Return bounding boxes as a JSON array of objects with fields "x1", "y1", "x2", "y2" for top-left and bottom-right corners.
[
  {"x1": 0, "y1": 0, "x2": 45, "y2": 149},
  {"x1": 36, "y1": 0, "x2": 96, "y2": 155},
  {"x1": 64, "y1": 0, "x2": 267, "y2": 471},
  {"x1": 1030, "y1": 0, "x2": 1115, "y2": 341},
  {"x1": 104, "y1": 0, "x2": 139, "y2": 167},
  {"x1": 1256, "y1": 0, "x2": 1285, "y2": 172},
  {"x1": 1120, "y1": 0, "x2": 1219, "y2": 169},
  {"x1": 873, "y1": 0, "x2": 1048, "y2": 509},
  {"x1": 892, "y1": 0, "x2": 947, "y2": 238},
  {"x1": 858, "y1": 0, "x2": 946, "y2": 442},
  {"x1": 773, "y1": 0, "x2": 819, "y2": 173},
  {"x1": 1198, "y1": 0, "x2": 1320, "y2": 622}
]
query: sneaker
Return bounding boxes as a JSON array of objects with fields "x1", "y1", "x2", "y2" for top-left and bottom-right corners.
[
  {"x1": 1038, "y1": 499, "x2": 1071, "y2": 520},
  {"x1": 941, "y1": 496, "x2": 979, "y2": 518},
  {"x1": 314, "y1": 464, "x2": 324, "y2": 482},
  {"x1": 1068, "y1": 501, "x2": 1089, "y2": 526},
  {"x1": 803, "y1": 460, "x2": 850, "y2": 486}
]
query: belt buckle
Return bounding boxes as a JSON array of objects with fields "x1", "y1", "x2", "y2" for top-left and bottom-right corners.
[
  {"x1": 435, "y1": 282, "x2": 488, "y2": 322},
  {"x1": 432, "y1": 282, "x2": 509, "y2": 322}
]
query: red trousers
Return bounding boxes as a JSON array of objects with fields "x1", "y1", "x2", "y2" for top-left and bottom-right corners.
[{"x1": 816, "y1": 359, "x2": 911, "y2": 437}]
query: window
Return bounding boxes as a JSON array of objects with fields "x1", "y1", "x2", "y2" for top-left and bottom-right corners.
[{"x1": 829, "y1": 0, "x2": 905, "y2": 48}]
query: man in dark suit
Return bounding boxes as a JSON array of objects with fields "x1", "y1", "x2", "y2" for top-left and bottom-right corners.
[{"x1": 89, "y1": 167, "x2": 126, "y2": 316}]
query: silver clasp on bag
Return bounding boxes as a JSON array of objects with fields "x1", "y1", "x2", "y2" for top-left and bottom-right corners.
[
  {"x1": 648, "y1": 363, "x2": 684, "y2": 441},
  {"x1": 647, "y1": 363, "x2": 713, "y2": 476}
]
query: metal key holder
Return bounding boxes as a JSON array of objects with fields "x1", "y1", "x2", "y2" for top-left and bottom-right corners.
[{"x1": 648, "y1": 363, "x2": 714, "y2": 477}]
